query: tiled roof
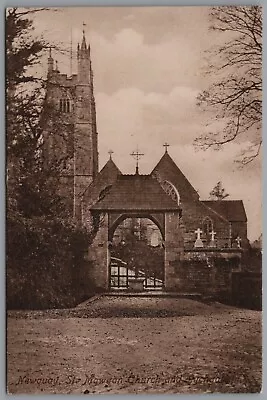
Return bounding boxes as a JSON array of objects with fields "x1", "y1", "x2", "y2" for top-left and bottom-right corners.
[
  {"x1": 91, "y1": 174, "x2": 180, "y2": 211},
  {"x1": 82, "y1": 158, "x2": 121, "y2": 200},
  {"x1": 152, "y1": 152, "x2": 199, "y2": 201},
  {"x1": 202, "y1": 200, "x2": 247, "y2": 222}
]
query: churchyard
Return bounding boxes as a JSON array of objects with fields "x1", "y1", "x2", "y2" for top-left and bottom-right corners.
[{"x1": 7, "y1": 296, "x2": 261, "y2": 394}]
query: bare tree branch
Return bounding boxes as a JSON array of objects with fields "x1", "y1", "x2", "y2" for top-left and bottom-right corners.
[{"x1": 195, "y1": 6, "x2": 262, "y2": 165}]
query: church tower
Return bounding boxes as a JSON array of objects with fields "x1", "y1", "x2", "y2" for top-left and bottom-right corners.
[{"x1": 43, "y1": 29, "x2": 99, "y2": 218}]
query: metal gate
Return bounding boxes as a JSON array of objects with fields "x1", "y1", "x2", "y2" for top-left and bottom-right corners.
[{"x1": 110, "y1": 257, "x2": 163, "y2": 290}]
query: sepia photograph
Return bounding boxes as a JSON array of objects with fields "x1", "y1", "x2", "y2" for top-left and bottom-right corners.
[{"x1": 6, "y1": 6, "x2": 262, "y2": 394}]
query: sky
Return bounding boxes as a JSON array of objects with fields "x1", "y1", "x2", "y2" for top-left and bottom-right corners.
[{"x1": 30, "y1": 6, "x2": 261, "y2": 241}]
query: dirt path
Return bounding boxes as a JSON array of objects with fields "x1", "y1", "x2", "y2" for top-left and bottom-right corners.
[{"x1": 7, "y1": 297, "x2": 262, "y2": 394}]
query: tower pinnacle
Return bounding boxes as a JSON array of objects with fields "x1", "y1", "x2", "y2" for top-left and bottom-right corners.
[
  {"x1": 47, "y1": 47, "x2": 54, "y2": 74},
  {"x1": 77, "y1": 26, "x2": 91, "y2": 83},
  {"x1": 81, "y1": 22, "x2": 87, "y2": 50}
]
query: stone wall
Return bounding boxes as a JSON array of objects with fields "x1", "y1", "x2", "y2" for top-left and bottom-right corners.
[
  {"x1": 180, "y1": 201, "x2": 231, "y2": 249},
  {"x1": 174, "y1": 249, "x2": 242, "y2": 295},
  {"x1": 164, "y1": 211, "x2": 184, "y2": 291},
  {"x1": 87, "y1": 213, "x2": 109, "y2": 290}
]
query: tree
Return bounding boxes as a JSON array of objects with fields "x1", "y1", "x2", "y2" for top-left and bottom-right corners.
[
  {"x1": 209, "y1": 181, "x2": 229, "y2": 200},
  {"x1": 6, "y1": 8, "x2": 75, "y2": 218},
  {"x1": 6, "y1": 8, "x2": 47, "y2": 214},
  {"x1": 195, "y1": 6, "x2": 262, "y2": 165},
  {"x1": 6, "y1": 8, "x2": 98, "y2": 309}
]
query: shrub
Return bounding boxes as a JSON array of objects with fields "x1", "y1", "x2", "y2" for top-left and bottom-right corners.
[{"x1": 7, "y1": 214, "x2": 96, "y2": 309}]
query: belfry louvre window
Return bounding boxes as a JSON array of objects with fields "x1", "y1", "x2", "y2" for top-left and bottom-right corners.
[{"x1": 59, "y1": 98, "x2": 71, "y2": 113}]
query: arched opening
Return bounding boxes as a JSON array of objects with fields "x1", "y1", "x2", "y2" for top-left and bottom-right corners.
[
  {"x1": 59, "y1": 96, "x2": 73, "y2": 113},
  {"x1": 202, "y1": 216, "x2": 213, "y2": 245},
  {"x1": 109, "y1": 217, "x2": 164, "y2": 291}
]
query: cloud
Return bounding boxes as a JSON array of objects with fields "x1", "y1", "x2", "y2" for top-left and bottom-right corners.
[
  {"x1": 31, "y1": 7, "x2": 262, "y2": 241},
  {"x1": 96, "y1": 87, "x2": 261, "y2": 241},
  {"x1": 96, "y1": 85, "x2": 201, "y2": 156}
]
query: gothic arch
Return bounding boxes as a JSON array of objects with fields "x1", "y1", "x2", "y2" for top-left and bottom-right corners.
[
  {"x1": 202, "y1": 216, "x2": 213, "y2": 236},
  {"x1": 59, "y1": 90, "x2": 73, "y2": 113},
  {"x1": 108, "y1": 213, "x2": 165, "y2": 241}
]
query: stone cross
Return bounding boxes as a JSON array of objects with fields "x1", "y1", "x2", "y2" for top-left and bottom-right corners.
[
  {"x1": 210, "y1": 230, "x2": 216, "y2": 241},
  {"x1": 236, "y1": 236, "x2": 242, "y2": 248},
  {"x1": 209, "y1": 230, "x2": 216, "y2": 248},
  {"x1": 195, "y1": 228, "x2": 203, "y2": 240},
  {"x1": 194, "y1": 228, "x2": 204, "y2": 248},
  {"x1": 108, "y1": 150, "x2": 114, "y2": 160}
]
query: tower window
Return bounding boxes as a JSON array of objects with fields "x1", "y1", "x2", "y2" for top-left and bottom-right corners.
[{"x1": 59, "y1": 98, "x2": 71, "y2": 113}]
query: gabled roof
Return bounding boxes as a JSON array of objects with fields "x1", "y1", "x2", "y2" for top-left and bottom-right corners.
[
  {"x1": 152, "y1": 152, "x2": 199, "y2": 201},
  {"x1": 82, "y1": 158, "x2": 121, "y2": 200},
  {"x1": 202, "y1": 200, "x2": 247, "y2": 222},
  {"x1": 91, "y1": 174, "x2": 181, "y2": 211},
  {"x1": 98, "y1": 158, "x2": 121, "y2": 177}
]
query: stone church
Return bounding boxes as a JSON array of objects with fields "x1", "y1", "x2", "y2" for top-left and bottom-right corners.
[{"x1": 44, "y1": 31, "x2": 248, "y2": 296}]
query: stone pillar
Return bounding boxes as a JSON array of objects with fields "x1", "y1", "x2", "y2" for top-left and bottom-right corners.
[
  {"x1": 87, "y1": 213, "x2": 109, "y2": 290},
  {"x1": 164, "y1": 211, "x2": 184, "y2": 291}
]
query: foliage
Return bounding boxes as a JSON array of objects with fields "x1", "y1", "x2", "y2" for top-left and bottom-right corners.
[
  {"x1": 111, "y1": 239, "x2": 164, "y2": 279},
  {"x1": 6, "y1": 8, "x2": 44, "y2": 89},
  {"x1": 7, "y1": 214, "x2": 95, "y2": 309},
  {"x1": 6, "y1": 8, "x2": 97, "y2": 309},
  {"x1": 209, "y1": 181, "x2": 229, "y2": 200},
  {"x1": 195, "y1": 6, "x2": 262, "y2": 165}
]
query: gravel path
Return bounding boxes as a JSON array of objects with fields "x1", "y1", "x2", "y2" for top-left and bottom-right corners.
[{"x1": 7, "y1": 296, "x2": 262, "y2": 394}]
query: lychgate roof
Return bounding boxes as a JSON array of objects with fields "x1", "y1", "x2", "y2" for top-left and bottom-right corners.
[
  {"x1": 91, "y1": 174, "x2": 181, "y2": 211},
  {"x1": 82, "y1": 158, "x2": 121, "y2": 200}
]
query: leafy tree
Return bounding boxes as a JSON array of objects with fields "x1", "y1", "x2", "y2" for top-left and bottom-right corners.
[
  {"x1": 209, "y1": 181, "x2": 229, "y2": 200},
  {"x1": 6, "y1": 8, "x2": 76, "y2": 218},
  {"x1": 195, "y1": 6, "x2": 262, "y2": 165},
  {"x1": 7, "y1": 8, "x2": 47, "y2": 214},
  {"x1": 6, "y1": 8, "x2": 98, "y2": 309}
]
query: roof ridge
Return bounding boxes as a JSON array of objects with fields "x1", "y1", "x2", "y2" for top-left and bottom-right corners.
[
  {"x1": 200, "y1": 201, "x2": 230, "y2": 223},
  {"x1": 151, "y1": 151, "x2": 199, "y2": 199},
  {"x1": 100, "y1": 158, "x2": 122, "y2": 174}
]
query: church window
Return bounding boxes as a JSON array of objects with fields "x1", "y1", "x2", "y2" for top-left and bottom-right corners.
[
  {"x1": 59, "y1": 98, "x2": 72, "y2": 113},
  {"x1": 161, "y1": 180, "x2": 180, "y2": 205},
  {"x1": 202, "y1": 217, "x2": 213, "y2": 236}
]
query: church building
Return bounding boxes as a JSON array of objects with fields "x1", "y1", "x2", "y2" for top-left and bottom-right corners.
[{"x1": 44, "y1": 31, "x2": 248, "y2": 296}]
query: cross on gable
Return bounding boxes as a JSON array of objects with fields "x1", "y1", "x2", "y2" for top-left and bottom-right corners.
[
  {"x1": 163, "y1": 142, "x2": 170, "y2": 153},
  {"x1": 130, "y1": 148, "x2": 144, "y2": 161},
  {"x1": 130, "y1": 148, "x2": 144, "y2": 174},
  {"x1": 108, "y1": 150, "x2": 114, "y2": 160}
]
